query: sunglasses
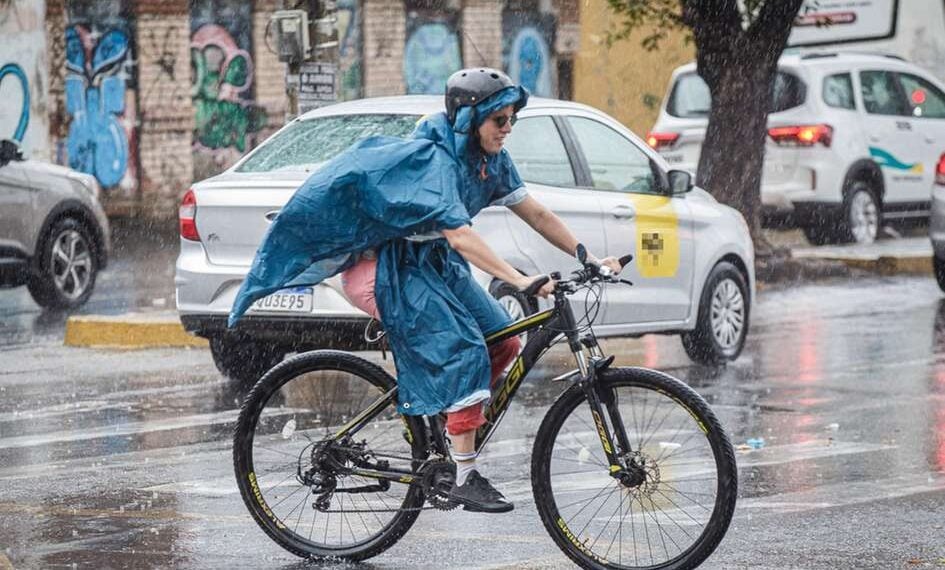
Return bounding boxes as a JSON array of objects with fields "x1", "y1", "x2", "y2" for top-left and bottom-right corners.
[{"x1": 491, "y1": 113, "x2": 518, "y2": 128}]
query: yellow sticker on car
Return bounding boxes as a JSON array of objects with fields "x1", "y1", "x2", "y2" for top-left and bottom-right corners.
[{"x1": 628, "y1": 194, "x2": 679, "y2": 278}]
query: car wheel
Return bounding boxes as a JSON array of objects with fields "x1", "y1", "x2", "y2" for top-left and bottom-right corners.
[
  {"x1": 681, "y1": 261, "x2": 749, "y2": 365},
  {"x1": 490, "y1": 280, "x2": 537, "y2": 343},
  {"x1": 27, "y1": 217, "x2": 98, "y2": 309},
  {"x1": 935, "y1": 256, "x2": 945, "y2": 293},
  {"x1": 840, "y1": 181, "x2": 880, "y2": 244},
  {"x1": 209, "y1": 335, "x2": 286, "y2": 385}
]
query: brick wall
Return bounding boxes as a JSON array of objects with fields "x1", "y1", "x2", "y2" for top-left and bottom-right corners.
[
  {"x1": 363, "y1": 0, "x2": 406, "y2": 97},
  {"x1": 135, "y1": 10, "x2": 195, "y2": 220},
  {"x1": 46, "y1": 0, "x2": 67, "y2": 164},
  {"x1": 252, "y1": 0, "x2": 287, "y2": 137},
  {"x1": 462, "y1": 0, "x2": 503, "y2": 68}
]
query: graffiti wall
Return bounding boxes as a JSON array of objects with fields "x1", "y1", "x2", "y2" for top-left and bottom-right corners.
[
  {"x1": 190, "y1": 0, "x2": 265, "y2": 179},
  {"x1": 337, "y1": 0, "x2": 363, "y2": 101},
  {"x1": 65, "y1": 1, "x2": 138, "y2": 197},
  {"x1": 404, "y1": 8, "x2": 461, "y2": 95},
  {"x1": 0, "y1": 0, "x2": 50, "y2": 159},
  {"x1": 502, "y1": 10, "x2": 556, "y2": 97}
]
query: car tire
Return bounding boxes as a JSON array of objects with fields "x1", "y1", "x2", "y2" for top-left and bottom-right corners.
[
  {"x1": 210, "y1": 335, "x2": 286, "y2": 385},
  {"x1": 839, "y1": 181, "x2": 881, "y2": 244},
  {"x1": 935, "y1": 256, "x2": 945, "y2": 293},
  {"x1": 27, "y1": 217, "x2": 98, "y2": 310},
  {"x1": 490, "y1": 280, "x2": 537, "y2": 322},
  {"x1": 682, "y1": 261, "x2": 750, "y2": 365}
]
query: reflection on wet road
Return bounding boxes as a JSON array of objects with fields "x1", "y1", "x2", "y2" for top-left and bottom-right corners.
[{"x1": 1, "y1": 275, "x2": 944, "y2": 568}]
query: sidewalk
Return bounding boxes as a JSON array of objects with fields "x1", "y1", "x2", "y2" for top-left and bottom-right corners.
[{"x1": 63, "y1": 228, "x2": 936, "y2": 349}]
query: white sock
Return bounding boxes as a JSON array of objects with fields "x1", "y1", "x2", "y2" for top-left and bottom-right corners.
[{"x1": 452, "y1": 451, "x2": 477, "y2": 486}]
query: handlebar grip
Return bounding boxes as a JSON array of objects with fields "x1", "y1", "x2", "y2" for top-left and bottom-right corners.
[
  {"x1": 618, "y1": 253, "x2": 634, "y2": 268},
  {"x1": 521, "y1": 275, "x2": 551, "y2": 296}
]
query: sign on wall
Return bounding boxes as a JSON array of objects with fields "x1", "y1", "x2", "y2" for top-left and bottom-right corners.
[
  {"x1": 789, "y1": 0, "x2": 898, "y2": 47},
  {"x1": 298, "y1": 62, "x2": 337, "y2": 113}
]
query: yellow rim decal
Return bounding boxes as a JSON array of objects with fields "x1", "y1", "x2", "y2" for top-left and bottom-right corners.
[{"x1": 628, "y1": 194, "x2": 680, "y2": 278}]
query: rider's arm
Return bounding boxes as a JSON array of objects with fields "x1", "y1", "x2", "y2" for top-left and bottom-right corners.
[
  {"x1": 442, "y1": 225, "x2": 552, "y2": 296},
  {"x1": 508, "y1": 195, "x2": 622, "y2": 272}
]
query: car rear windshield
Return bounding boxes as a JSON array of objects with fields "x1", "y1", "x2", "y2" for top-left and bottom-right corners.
[
  {"x1": 667, "y1": 71, "x2": 807, "y2": 117},
  {"x1": 236, "y1": 114, "x2": 421, "y2": 173}
]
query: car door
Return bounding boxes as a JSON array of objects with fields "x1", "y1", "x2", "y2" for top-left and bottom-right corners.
[
  {"x1": 0, "y1": 155, "x2": 35, "y2": 257},
  {"x1": 896, "y1": 71, "x2": 945, "y2": 206},
  {"x1": 563, "y1": 113, "x2": 694, "y2": 326},
  {"x1": 501, "y1": 112, "x2": 607, "y2": 316},
  {"x1": 858, "y1": 69, "x2": 928, "y2": 203}
]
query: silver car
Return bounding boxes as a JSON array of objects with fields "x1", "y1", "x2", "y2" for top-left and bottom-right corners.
[
  {"x1": 175, "y1": 96, "x2": 755, "y2": 382},
  {"x1": 0, "y1": 139, "x2": 110, "y2": 309}
]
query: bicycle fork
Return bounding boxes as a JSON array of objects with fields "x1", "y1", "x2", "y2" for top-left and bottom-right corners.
[{"x1": 570, "y1": 338, "x2": 646, "y2": 487}]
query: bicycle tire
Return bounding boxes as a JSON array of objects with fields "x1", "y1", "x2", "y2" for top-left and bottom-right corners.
[
  {"x1": 233, "y1": 350, "x2": 428, "y2": 561},
  {"x1": 532, "y1": 366, "x2": 737, "y2": 570}
]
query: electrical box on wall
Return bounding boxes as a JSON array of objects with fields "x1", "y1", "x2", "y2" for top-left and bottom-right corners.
[{"x1": 271, "y1": 10, "x2": 310, "y2": 64}]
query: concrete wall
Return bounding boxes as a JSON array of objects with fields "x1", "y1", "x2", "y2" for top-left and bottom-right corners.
[{"x1": 573, "y1": 0, "x2": 692, "y2": 136}]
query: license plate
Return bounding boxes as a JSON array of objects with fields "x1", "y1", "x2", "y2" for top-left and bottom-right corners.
[{"x1": 249, "y1": 287, "x2": 313, "y2": 313}]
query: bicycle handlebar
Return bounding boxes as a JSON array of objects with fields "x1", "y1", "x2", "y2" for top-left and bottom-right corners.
[{"x1": 517, "y1": 247, "x2": 634, "y2": 297}]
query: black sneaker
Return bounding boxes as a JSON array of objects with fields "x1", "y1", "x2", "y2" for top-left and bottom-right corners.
[{"x1": 450, "y1": 470, "x2": 514, "y2": 513}]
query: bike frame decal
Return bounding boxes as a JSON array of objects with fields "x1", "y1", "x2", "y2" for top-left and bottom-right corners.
[
  {"x1": 485, "y1": 308, "x2": 554, "y2": 344},
  {"x1": 592, "y1": 410, "x2": 614, "y2": 455},
  {"x1": 248, "y1": 472, "x2": 286, "y2": 530},
  {"x1": 555, "y1": 516, "x2": 608, "y2": 565}
]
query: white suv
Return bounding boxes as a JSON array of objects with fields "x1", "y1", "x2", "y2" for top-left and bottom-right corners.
[{"x1": 649, "y1": 52, "x2": 945, "y2": 244}]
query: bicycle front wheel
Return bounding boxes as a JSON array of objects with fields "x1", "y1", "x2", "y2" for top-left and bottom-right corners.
[
  {"x1": 233, "y1": 350, "x2": 427, "y2": 561},
  {"x1": 532, "y1": 367, "x2": 737, "y2": 570}
]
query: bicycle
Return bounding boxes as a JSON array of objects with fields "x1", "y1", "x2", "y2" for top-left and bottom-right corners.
[{"x1": 233, "y1": 245, "x2": 738, "y2": 569}]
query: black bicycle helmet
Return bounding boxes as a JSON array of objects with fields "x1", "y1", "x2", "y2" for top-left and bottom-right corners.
[{"x1": 445, "y1": 68, "x2": 515, "y2": 124}]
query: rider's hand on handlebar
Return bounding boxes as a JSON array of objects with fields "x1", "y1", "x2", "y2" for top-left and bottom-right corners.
[
  {"x1": 517, "y1": 274, "x2": 556, "y2": 298},
  {"x1": 598, "y1": 256, "x2": 623, "y2": 275}
]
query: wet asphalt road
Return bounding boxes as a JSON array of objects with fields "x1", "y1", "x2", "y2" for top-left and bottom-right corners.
[{"x1": 1, "y1": 231, "x2": 944, "y2": 569}]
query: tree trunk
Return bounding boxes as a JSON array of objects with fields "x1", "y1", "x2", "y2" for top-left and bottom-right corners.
[{"x1": 696, "y1": 60, "x2": 777, "y2": 256}]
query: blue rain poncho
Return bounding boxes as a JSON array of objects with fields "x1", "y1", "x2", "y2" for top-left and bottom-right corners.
[{"x1": 229, "y1": 86, "x2": 529, "y2": 416}]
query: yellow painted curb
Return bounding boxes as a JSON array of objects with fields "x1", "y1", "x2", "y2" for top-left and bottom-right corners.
[
  {"x1": 64, "y1": 313, "x2": 209, "y2": 349},
  {"x1": 833, "y1": 255, "x2": 932, "y2": 276}
]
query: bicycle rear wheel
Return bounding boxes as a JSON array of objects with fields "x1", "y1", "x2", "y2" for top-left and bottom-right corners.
[
  {"x1": 233, "y1": 350, "x2": 427, "y2": 561},
  {"x1": 532, "y1": 367, "x2": 737, "y2": 570}
]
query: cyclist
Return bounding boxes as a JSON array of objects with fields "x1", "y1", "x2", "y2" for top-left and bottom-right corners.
[{"x1": 229, "y1": 68, "x2": 621, "y2": 513}]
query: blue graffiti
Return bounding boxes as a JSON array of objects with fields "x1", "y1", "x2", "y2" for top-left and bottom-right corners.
[
  {"x1": 509, "y1": 27, "x2": 551, "y2": 97},
  {"x1": 404, "y1": 23, "x2": 461, "y2": 94},
  {"x1": 0, "y1": 63, "x2": 29, "y2": 142},
  {"x1": 65, "y1": 25, "x2": 130, "y2": 188}
]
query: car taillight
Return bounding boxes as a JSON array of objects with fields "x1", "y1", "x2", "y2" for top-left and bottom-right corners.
[
  {"x1": 768, "y1": 124, "x2": 832, "y2": 147},
  {"x1": 179, "y1": 189, "x2": 200, "y2": 242},
  {"x1": 936, "y1": 154, "x2": 945, "y2": 186},
  {"x1": 646, "y1": 132, "x2": 680, "y2": 150}
]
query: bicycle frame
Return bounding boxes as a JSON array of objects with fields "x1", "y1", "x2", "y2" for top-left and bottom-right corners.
[{"x1": 326, "y1": 284, "x2": 635, "y2": 486}]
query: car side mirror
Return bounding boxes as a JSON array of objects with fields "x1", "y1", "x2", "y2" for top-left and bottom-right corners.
[
  {"x1": 0, "y1": 139, "x2": 24, "y2": 167},
  {"x1": 667, "y1": 170, "x2": 693, "y2": 195}
]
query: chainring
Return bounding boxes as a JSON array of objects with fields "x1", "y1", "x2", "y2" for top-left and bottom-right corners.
[{"x1": 421, "y1": 460, "x2": 460, "y2": 511}]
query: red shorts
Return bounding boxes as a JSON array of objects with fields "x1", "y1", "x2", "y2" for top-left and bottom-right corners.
[{"x1": 341, "y1": 256, "x2": 522, "y2": 435}]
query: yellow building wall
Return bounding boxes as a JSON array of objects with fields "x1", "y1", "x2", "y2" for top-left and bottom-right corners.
[{"x1": 574, "y1": 0, "x2": 694, "y2": 137}]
